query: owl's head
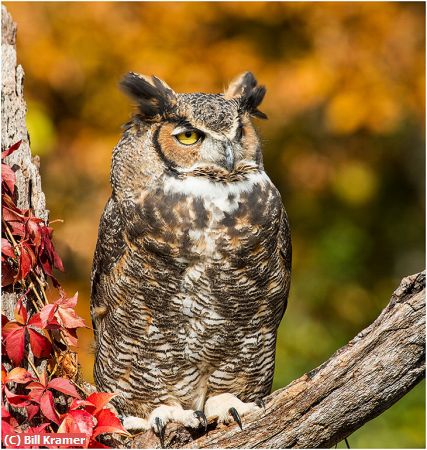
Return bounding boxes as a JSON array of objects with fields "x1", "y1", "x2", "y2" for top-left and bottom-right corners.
[{"x1": 119, "y1": 72, "x2": 267, "y2": 179}]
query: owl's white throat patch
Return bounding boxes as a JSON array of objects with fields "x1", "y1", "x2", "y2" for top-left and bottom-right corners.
[{"x1": 163, "y1": 171, "x2": 269, "y2": 200}]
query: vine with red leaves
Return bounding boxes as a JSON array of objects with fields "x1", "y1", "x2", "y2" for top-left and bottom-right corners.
[{"x1": 1, "y1": 142, "x2": 130, "y2": 448}]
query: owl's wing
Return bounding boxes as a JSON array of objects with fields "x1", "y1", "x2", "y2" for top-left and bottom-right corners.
[
  {"x1": 278, "y1": 208, "x2": 292, "y2": 273},
  {"x1": 90, "y1": 196, "x2": 126, "y2": 329},
  {"x1": 276, "y1": 206, "x2": 292, "y2": 320}
]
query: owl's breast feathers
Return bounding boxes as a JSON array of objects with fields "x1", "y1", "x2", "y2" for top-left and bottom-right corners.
[
  {"x1": 92, "y1": 166, "x2": 290, "y2": 324},
  {"x1": 91, "y1": 168, "x2": 291, "y2": 408}
]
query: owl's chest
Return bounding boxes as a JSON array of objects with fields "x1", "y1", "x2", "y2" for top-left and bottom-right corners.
[
  {"x1": 128, "y1": 173, "x2": 285, "y2": 347},
  {"x1": 174, "y1": 191, "x2": 256, "y2": 261},
  {"x1": 135, "y1": 172, "x2": 281, "y2": 263}
]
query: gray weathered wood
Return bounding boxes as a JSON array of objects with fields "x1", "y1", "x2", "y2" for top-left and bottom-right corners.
[
  {"x1": 1, "y1": 5, "x2": 47, "y2": 220},
  {"x1": 128, "y1": 271, "x2": 425, "y2": 448},
  {"x1": 1, "y1": 5, "x2": 48, "y2": 322}
]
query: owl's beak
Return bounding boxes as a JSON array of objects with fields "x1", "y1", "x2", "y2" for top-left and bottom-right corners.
[{"x1": 224, "y1": 143, "x2": 235, "y2": 171}]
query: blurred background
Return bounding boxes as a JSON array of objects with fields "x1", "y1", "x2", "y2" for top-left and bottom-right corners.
[{"x1": 6, "y1": 2, "x2": 425, "y2": 447}]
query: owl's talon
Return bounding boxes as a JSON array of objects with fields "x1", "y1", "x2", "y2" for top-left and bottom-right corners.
[
  {"x1": 205, "y1": 393, "x2": 260, "y2": 428},
  {"x1": 228, "y1": 407, "x2": 243, "y2": 430},
  {"x1": 194, "y1": 410, "x2": 208, "y2": 432},
  {"x1": 255, "y1": 398, "x2": 266, "y2": 410},
  {"x1": 154, "y1": 417, "x2": 166, "y2": 447}
]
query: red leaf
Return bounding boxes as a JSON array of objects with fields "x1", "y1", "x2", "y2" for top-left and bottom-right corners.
[
  {"x1": 4, "y1": 386, "x2": 31, "y2": 407},
  {"x1": 27, "y1": 312, "x2": 43, "y2": 328},
  {"x1": 1, "y1": 417, "x2": 21, "y2": 441},
  {"x1": 2, "y1": 321, "x2": 22, "y2": 337},
  {"x1": 1, "y1": 260, "x2": 15, "y2": 287},
  {"x1": 39, "y1": 370, "x2": 48, "y2": 387},
  {"x1": 26, "y1": 380, "x2": 46, "y2": 390},
  {"x1": 26, "y1": 381, "x2": 46, "y2": 403},
  {"x1": 2, "y1": 205, "x2": 26, "y2": 237},
  {"x1": 1, "y1": 163, "x2": 16, "y2": 193},
  {"x1": 70, "y1": 398, "x2": 96, "y2": 411},
  {"x1": 1, "y1": 364, "x2": 7, "y2": 384},
  {"x1": 57, "y1": 292, "x2": 78, "y2": 309},
  {"x1": 2, "y1": 405, "x2": 11, "y2": 418},
  {"x1": 58, "y1": 409, "x2": 95, "y2": 436},
  {"x1": 3, "y1": 326, "x2": 25, "y2": 366},
  {"x1": 14, "y1": 298, "x2": 28, "y2": 324},
  {"x1": 39, "y1": 252, "x2": 54, "y2": 277},
  {"x1": 48, "y1": 377, "x2": 80, "y2": 398},
  {"x1": 26, "y1": 403, "x2": 40, "y2": 421},
  {"x1": 28, "y1": 328, "x2": 52, "y2": 358},
  {"x1": 61, "y1": 328, "x2": 79, "y2": 347},
  {"x1": 57, "y1": 308, "x2": 86, "y2": 329},
  {"x1": 2, "y1": 314, "x2": 9, "y2": 327},
  {"x1": 92, "y1": 409, "x2": 129, "y2": 438},
  {"x1": 38, "y1": 225, "x2": 64, "y2": 278},
  {"x1": 7, "y1": 221, "x2": 26, "y2": 238},
  {"x1": 7, "y1": 222, "x2": 26, "y2": 238},
  {"x1": 26, "y1": 217, "x2": 43, "y2": 248},
  {"x1": 58, "y1": 412, "x2": 79, "y2": 434},
  {"x1": 38, "y1": 304, "x2": 60, "y2": 328},
  {"x1": 1, "y1": 406, "x2": 22, "y2": 438},
  {"x1": 1, "y1": 140, "x2": 22, "y2": 159},
  {"x1": 2, "y1": 198, "x2": 25, "y2": 217},
  {"x1": 53, "y1": 249, "x2": 64, "y2": 272},
  {"x1": 1, "y1": 419, "x2": 15, "y2": 438},
  {"x1": 5, "y1": 367, "x2": 33, "y2": 384},
  {"x1": 16, "y1": 243, "x2": 37, "y2": 281},
  {"x1": 95, "y1": 409, "x2": 123, "y2": 428},
  {"x1": 40, "y1": 389, "x2": 59, "y2": 424},
  {"x1": 85, "y1": 393, "x2": 117, "y2": 417},
  {"x1": 27, "y1": 422, "x2": 50, "y2": 434},
  {"x1": 54, "y1": 293, "x2": 86, "y2": 329},
  {"x1": 1, "y1": 238, "x2": 15, "y2": 258}
]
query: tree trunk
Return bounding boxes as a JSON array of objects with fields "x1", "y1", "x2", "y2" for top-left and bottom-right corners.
[{"x1": 1, "y1": 5, "x2": 47, "y2": 319}]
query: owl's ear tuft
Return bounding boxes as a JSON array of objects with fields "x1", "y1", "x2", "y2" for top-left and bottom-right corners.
[
  {"x1": 224, "y1": 72, "x2": 268, "y2": 120},
  {"x1": 120, "y1": 72, "x2": 177, "y2": 119}
]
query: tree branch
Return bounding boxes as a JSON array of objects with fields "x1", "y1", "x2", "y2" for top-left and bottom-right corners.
[{"x1": 127, "y1": 271, "x2": 425, "y2": 449}]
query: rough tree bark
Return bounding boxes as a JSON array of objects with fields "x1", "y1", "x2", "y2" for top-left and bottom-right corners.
[
  {"x1": 2, "y1": 6, "x2": 425, "y2": 449},
  {"x1": 126, "y1": 271, "x2": 425, "y2": 449},
  {"x1": 1, "y1": 5, "x2": 47, "y2": 319}
]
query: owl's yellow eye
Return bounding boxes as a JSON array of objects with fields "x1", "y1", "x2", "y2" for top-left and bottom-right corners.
[{"x1": 175, "y1": 130, "x2": 201, "y2": 145}]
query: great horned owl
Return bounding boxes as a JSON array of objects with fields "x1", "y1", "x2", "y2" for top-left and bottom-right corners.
[{"x1": 91, "y1": 72, "x2": 291, "y2": 436}]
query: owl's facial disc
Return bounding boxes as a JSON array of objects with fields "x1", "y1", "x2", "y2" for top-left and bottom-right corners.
[
  {"x1": 224, "y1": 143, "x2": 234, "y2": 171},
  {"x1": 154, "y1": 121, "x2": 238, "y2": 172},
  {"x1": 171, "y1": 126, "x2": 234, "y2": 171},
  {"x1": 197, "y1": 134, "x2": 238, "y2": 172},
  {"x1": 152, "y1": 116, "x2": 262, "y2": 174}
]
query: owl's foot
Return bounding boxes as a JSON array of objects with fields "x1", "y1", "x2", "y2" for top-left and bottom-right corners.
[
  {"x1": 124, "y1": 405, "x2": 207, "y2": 446},
  {"x1": 204, "y1": 393, "x2": 261, "y2": 429},
  {"x1": 122, "y1": 415, "x2": 149, "y2": 431},
  {"x1": 151, "y1": 405, "x2": 208, "y2": 447}
]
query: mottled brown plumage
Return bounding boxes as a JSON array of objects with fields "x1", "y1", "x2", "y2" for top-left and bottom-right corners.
[{"x1": 91, "y1": 72, "x2": 291, "y2": 432}]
